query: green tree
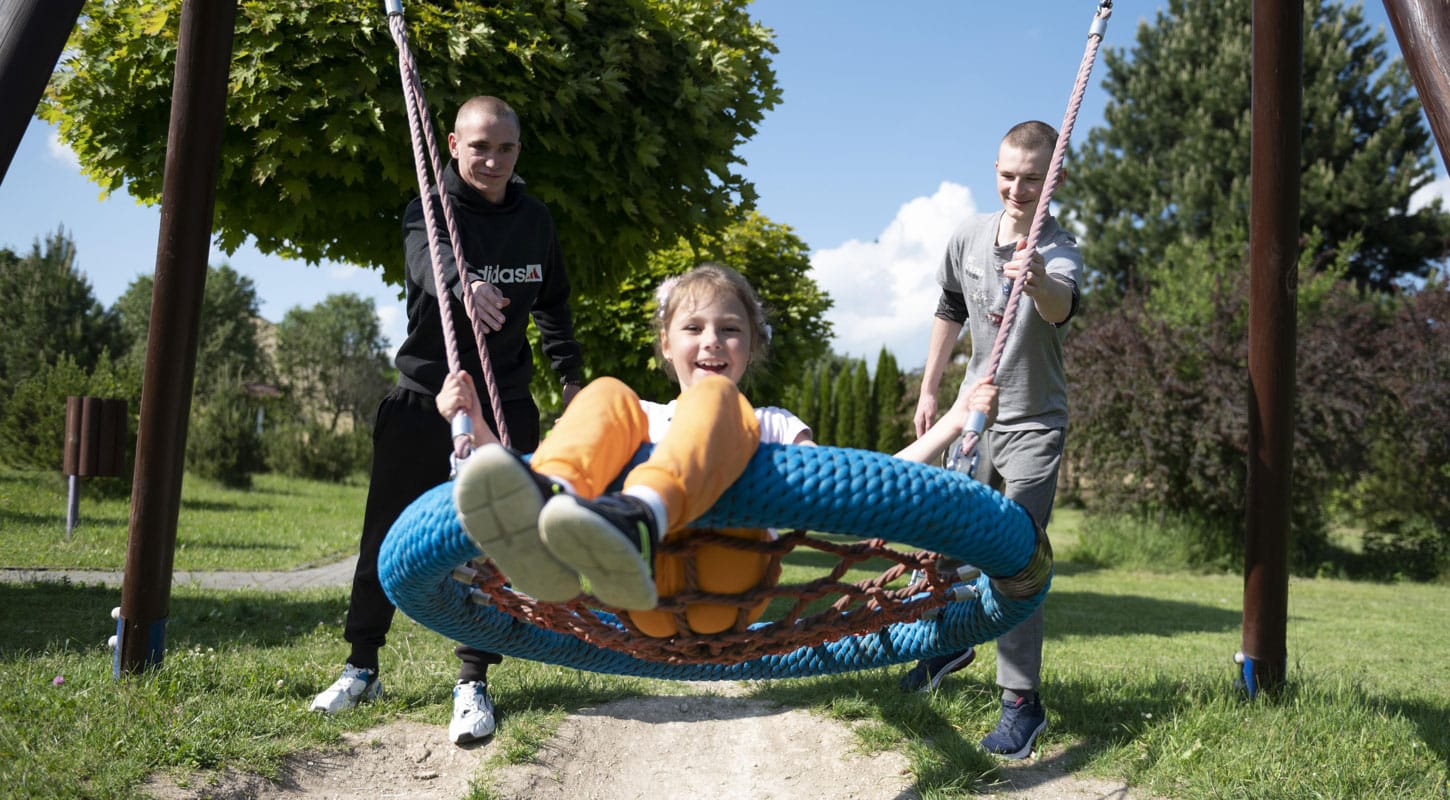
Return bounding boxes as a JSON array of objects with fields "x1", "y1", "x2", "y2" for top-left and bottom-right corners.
[
  {"x1": 783, "y1": 357, "x2": 822, "y2": 436},
  {"x1": 847, "y1": 359, "x2": 873, "y2": 451},
  {"x1": 557, "y1": 210, "x2": 833, "y2": 410},
  {"x1": 273, "y1": 293, "x2": 392, "y2": 433},
  {"x1": 113, "y1": 263, "x2": 269, "y2": 398},
  {"x1": 41, "y1": 0, "x2": 780, "y2": 294},
  {"x1": 1061, "y1": 0, "x2": 1450, "y2": 297},
  {"x1": 185, "y1": 366, "x2": 266, "y2": 489},
  {"x1": 811, "y1": 360, "x2": 836, "y2": 446},
  {"x1": 0, "y1": 227, "x2": 124, "y2": 401},
  {"x1": 872, "y1": 347, "x2": 907, "y2": 454},
  {"x1": 830, "y1": 362, "x2": 857, "y2": 448}
]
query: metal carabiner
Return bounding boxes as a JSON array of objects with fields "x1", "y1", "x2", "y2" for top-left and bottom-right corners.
[{"x1": 1090, "y1": 0, "x2": 1113, "y2": 38}]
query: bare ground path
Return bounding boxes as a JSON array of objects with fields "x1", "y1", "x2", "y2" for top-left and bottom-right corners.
[{"x1": 142, "y1": 698, "x2": 1154, "y2": 800}]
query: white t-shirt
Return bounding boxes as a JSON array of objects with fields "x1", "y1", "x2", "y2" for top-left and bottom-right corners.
[
  {"x1": 637, "y1": 398, "x2": 809, "y2": 538},
  {"x1": 640, "y1": 399, "x2": 811, "y2": 446}
]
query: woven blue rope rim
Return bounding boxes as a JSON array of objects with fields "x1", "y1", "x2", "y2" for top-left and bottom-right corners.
[{"x1": 380, "y1": 443, "x2": 1049, "y2": 680}]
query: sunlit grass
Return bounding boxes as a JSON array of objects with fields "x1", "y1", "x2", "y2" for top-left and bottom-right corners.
[
  {"x1": 0, "y1": 468, "x2": 365, "y2": 571},
  {"x1": 1, "y1": 469, "x2": 1445, "y2": 798}
]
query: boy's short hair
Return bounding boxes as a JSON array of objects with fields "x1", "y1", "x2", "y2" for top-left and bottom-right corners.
[
  {"x1": 1002, "y1": 120, "x2": 1058, "y2": 153},
  {"x1": 456, "y1": 95, "x2": 521, "y2": 136}
]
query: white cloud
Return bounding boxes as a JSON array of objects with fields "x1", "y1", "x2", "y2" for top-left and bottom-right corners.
[
  {"x1": 1410, "y1": 176, "x2": 1450, "y2": 214},
  {"x1": 376, "y1": 304, "x2": 406, "y2": 362},
  {"x1": 808, "y1": 181, "x2": 976, "y2": 372},
  {"x1": 328, "y1": 263, "x2": 360, "y2": 281},
  {"x1": 46, "y1": 128, "x2": 80, "y2": 170}
]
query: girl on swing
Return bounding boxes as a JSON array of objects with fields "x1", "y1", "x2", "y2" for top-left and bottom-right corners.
[{"x1": 439, "y1": 261, "x2": 996, "y2": 638}]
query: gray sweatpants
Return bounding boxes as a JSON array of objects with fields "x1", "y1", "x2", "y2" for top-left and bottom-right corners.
[{"x1": 974, "y1": 427, "x2": 1065, "y2": 693}]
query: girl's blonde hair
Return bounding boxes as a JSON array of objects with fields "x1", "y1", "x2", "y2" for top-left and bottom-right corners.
[{"x1": 653, "y1": 262, "x2": 771, "y2": 381}]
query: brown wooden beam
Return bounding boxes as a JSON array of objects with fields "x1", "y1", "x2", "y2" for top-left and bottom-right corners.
[
  {"x1": 116, "y1": 0, "x2": 237, "y2": 676},
  {"x1": 1242, "y1": 0, "x2": 1302, "y2": 697},
  {"x1": 0, "y1": 0, "x2": 85, "y2": 182},
  {"x1": 1383, "y1": 0, "x2": 1450, "y2": 169}
]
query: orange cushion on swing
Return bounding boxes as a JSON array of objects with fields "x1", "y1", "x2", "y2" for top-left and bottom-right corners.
[{"x1": 629, "y1": 526, "x2": 775, "y2": 637}]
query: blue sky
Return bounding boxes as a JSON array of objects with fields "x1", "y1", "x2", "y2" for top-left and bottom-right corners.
[{"x1": 1, "y1": 0, "x2": 1444, "y2": 372}]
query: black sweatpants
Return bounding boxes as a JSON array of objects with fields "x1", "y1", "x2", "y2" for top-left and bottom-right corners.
[{"x1": 343, "y1": 385, "x2": 541, "y2": 682}]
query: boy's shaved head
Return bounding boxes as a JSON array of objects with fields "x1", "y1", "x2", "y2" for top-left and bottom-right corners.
[
  {"x1": 1002, "y1": 120, "x2": 1058, "y2": 154},
  {"x1": 456, "y1": 95, "x2": 520, "y2": 137}
]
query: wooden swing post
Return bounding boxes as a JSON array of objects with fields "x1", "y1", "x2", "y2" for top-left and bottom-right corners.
[
  {"x1": 1242, "y1": 0, "x2": 1302, "y2": 698},
  {"x1": 1383, "y1": 0, "x2": 1450, "y2": 167},
  {"x1": 115, "y1": 0, "x2": 236, "y2": 677}
]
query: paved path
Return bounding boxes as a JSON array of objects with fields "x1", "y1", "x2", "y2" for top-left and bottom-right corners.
[{"x1": 0, "y1": 556, "x2": 357, "y2": 591}]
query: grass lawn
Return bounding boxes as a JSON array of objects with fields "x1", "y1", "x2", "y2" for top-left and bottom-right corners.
[
  {"x1": 1, "y1": 470, "x2": 1446, "y2": 799},
  {"x1": 0, "y1": 469, "x2": 366, "y2": 571}
]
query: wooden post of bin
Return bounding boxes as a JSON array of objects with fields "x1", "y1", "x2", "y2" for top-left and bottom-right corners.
[
  {"x1": 63, "y1": 397, "x2": 83, "y2": 537},
  {"x1": 63, "y1": 396, "x2": 129, "y2": 539}
]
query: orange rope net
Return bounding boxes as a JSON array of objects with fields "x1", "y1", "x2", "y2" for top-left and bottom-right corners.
[{"x1": 454, "y1": 529, "x2": 974, "y2": 665}]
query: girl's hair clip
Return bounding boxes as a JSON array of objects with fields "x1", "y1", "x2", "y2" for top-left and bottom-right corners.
[{"x1": 654, "y1": 276, "x2": 681, "y2": 308}]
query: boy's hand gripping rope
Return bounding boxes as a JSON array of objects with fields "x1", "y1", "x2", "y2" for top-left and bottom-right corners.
[{"x1": 386, "y1": 0, "x2": 512, "y2": 460}]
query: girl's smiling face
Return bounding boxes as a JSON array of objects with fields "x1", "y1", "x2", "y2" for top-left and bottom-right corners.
[{"x1": 659, "y1": 288, "x2": 753, "y2": 391}]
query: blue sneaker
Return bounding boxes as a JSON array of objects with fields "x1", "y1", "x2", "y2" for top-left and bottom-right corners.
[
  {"x1": 898, "y1": 647, "x2": 976, "y2": 692},
  {"x1": 980, "y1": 693, "x2": 1046, "y2": 760}
]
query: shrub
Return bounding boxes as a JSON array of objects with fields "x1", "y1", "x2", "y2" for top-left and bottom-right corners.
[
  {"x1": 0, "y1": 351, "x2": 139, "y2": 479},
  {"x1": 264, "y1": 416, "x2": 370, "y2": 483},
  {"x1": 1336, "y1": 284, "x2": 1450, "y2": 579},
  {"x1": 1067, "y1": 272, "x2": 1386, "y2": 573},
  {"x1": 185, "y1": 370, "x2": 265, "y2": 489}
]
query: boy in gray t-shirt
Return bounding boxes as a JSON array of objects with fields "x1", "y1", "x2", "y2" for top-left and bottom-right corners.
[{"x1": 908, "y1": 120, "x2": 1083, "y2": 761}]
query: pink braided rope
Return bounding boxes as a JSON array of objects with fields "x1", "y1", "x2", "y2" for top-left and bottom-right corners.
[
  {"x1": 388, "y1": 13, "x2": 512, "y2": 452},
  {"x1": 959, "y1": 3, "x2": 1110, "y2": 458}
]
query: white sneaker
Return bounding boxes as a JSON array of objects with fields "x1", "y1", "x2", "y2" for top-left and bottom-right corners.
[
  {"x1": 309, "y1": 663, "x2": 381, "y2": 714},
  {"x1": 449, "y1": 680, "x2": 496, "y2": 744}
]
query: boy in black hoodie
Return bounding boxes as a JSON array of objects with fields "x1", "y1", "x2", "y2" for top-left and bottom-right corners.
[{"x1": 311, "y1": 96, "x2": 584, "y2": 746}]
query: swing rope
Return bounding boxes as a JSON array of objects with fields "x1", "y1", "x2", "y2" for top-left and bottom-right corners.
[
  {"x1": 958, "y1": 0, "x2": 1112, "y2": 460},
  {"x1": 386, "y1": 1, "x2": 511, "y2": 453}
]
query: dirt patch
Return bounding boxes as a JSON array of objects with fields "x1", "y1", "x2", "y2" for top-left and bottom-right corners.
[
  {"x1": 143, "y1": 721, "x2": 484, "y2": 800},
  {"x1": 144, "y1": 695, "x2": 1156, "y2": 799},
  {"x1": 485, "y1": 695, "x2": 913, "y2": 800}
]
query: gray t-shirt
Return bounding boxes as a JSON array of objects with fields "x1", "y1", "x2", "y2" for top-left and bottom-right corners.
[{"x1": 936, "y1": 211, "x2": 1083, "y2": 430}]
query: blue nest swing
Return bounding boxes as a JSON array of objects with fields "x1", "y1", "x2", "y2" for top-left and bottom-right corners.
[{"x1": 379, "y1": 442, "x2": 1051, "y2": 681}]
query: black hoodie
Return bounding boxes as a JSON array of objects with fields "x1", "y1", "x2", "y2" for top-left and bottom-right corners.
[{"x1": 394, "y1": 161, "x2": 583, "y2": 400}]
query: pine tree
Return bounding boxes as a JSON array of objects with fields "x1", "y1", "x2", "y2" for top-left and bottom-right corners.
[
  {"x1": 848, "y1": 360, "x2": 873, "y2": 451},
  {"x1": 0, "y1": 227, "x2": 123, "y2": 399},
  {"x1": 813, "y1": 361, "x2": 837, "y2": 446},
  {"x1": 830, "y1": 365, "x2": 856, "y2": 448},
  {"x1": 797, "y1": 359, "x2": 824, "y2": 436},
  {"x1": 873, "y1": 348, "x2": 907, "y2": 454},
  {"x1": 1061, "y1": 0, "x2": 1450, "y2": 297}
]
